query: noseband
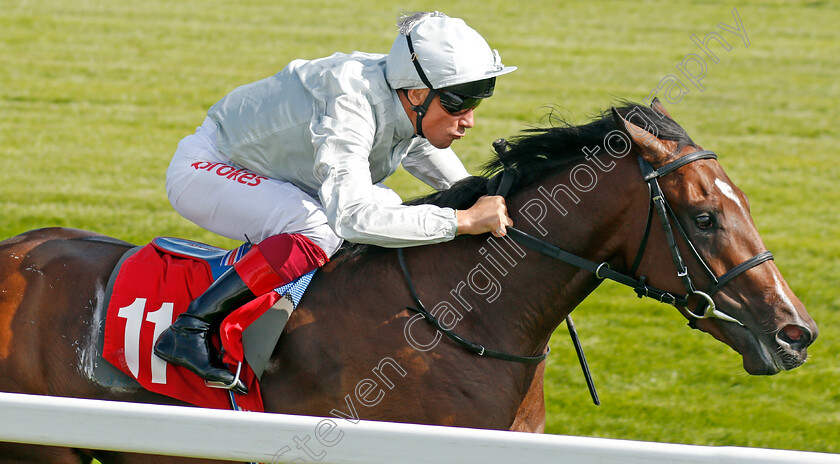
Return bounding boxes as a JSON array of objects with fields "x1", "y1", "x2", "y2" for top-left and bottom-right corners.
[{"x1": 496, "y1": 148, "x2": 774, "y2": 328}]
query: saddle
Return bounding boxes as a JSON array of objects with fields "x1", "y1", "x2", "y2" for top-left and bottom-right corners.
[{"x1": 93, "y1": 237, "x2": 315, "y2": 411}]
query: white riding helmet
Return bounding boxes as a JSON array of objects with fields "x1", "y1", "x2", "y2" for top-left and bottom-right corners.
[
  {"x1": 386, "y1": 12, "x2": 516, "y2": 137},
  {"x1": 386, "y1": 11, "x2": 517, "y2": 92}
]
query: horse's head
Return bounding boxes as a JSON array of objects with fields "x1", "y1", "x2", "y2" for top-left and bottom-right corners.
[{"x1": 612, "y1": 99, "x2": 817, "y2": 374}]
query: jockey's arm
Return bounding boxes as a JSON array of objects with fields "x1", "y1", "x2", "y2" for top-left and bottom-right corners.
[
  {"x1": 401, "y1": 145, "x2": 470, "y2": 191},
  {"x1": 400, "y1": 143, "x2": 511, "y2": 236},
  {"x1": 313, "y1": 97, "x2": 459, "y2": 247}
]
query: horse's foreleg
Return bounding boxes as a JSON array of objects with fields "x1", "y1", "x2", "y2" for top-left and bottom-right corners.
[{"x1": 509, "y1": 361, "x2": 547, "y2": 433}]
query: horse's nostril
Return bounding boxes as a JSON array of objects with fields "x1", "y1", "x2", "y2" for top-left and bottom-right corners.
[
  {"x1": 783, "y1": 325, "x2": 802, "y2": 341},
  {"x1": 777, "y1": 324, "x2": 812, "y2": 351}
]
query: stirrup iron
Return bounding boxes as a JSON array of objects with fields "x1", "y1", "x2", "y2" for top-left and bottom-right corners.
[{"x1": 205, "y1": 361, "x2": 247, "y2": 394}]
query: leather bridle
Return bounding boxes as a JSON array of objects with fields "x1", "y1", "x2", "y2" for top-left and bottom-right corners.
[
  {"x1": 396, "y1": 143, "x2": 773, "y2": 407},
  {"x1": 397, "y1": 146, "x2": 774, "y2": 361},
  {"x1": 494, "y1": 148, "x2": 774, "y2": 328}
]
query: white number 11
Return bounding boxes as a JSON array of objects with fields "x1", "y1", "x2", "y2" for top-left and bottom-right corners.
[{"x1": 117, "y1": 298, "x2": 174, "y2": 384}]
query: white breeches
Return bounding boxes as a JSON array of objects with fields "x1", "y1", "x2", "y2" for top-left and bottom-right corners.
[{"x1": 165, "y1": 118, "x2": 403, "y2": 257}]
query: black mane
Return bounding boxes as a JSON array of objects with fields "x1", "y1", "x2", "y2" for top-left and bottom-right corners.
[{"x1": 333, "y1": 102, "x2": 695, "y2": 261}]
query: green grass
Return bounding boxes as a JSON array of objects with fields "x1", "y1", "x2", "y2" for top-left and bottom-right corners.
[{"x1": 3, "y1": 0, "x2": 840, "y2": 457}]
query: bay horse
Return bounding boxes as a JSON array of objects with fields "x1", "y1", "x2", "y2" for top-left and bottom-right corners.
[{"x1": 0, "y1": 101, "x2": 817, "y2": 463}]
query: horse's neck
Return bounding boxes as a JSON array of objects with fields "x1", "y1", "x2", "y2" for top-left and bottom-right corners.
[{"x1": 405, "y1": 158, "x2": 645, "y2": 359}]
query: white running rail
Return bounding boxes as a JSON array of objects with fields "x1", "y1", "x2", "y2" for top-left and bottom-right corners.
[{"x1": 0, "y1": 392, "x2": 836, "y2": 463}]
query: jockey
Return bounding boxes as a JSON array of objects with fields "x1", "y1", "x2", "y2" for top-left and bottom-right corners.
[{"x1": 154, "y1": 11, "x2": 517, "y2": 394}]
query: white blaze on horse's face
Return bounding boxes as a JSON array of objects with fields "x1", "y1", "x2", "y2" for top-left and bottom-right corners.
[
  {"x1": 714, "y1": 178, "x2": 744, "y2": 210},
  {"x1": 770, "y1": 272, "x2": 807, "y2": 328}
]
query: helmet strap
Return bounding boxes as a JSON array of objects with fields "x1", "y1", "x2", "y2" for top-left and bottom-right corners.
[
  {"x1": 403, "y1": 89, "x2": 436, "y2": 138},
  {"x1": 405, "y1": 33, "x2": 435, "y2": 89},
  {"x1": 402, "y1": 32, "x2": 439, "y2": 138}
]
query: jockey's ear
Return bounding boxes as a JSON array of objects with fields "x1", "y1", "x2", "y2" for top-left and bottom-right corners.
[
  {"x1": 650, "y1": 97, "x2": 672, "y2": 119},
  {"x1": 404, "y1": 88, "x2": 431, "y2": 108}
]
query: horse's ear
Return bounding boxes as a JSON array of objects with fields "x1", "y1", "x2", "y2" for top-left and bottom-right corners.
[
  {"x1": 650, "y1": 97, "x2": 672, "y2": 119},
  {"x1": 610, "y1": 106, "x2": 671, "y2": 161}
]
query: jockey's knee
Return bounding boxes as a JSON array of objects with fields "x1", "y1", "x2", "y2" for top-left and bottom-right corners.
[
  {"x1": 301, "y1": 229, "x2": 343, "y2": 258},
  {"x1": 257, "y1": 233, "x2": 332, "y2": 273}
]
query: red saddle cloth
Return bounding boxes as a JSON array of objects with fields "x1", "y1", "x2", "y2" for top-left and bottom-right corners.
[{"x1": 102, "y1": 243, "x2": 277, "y2": 411}]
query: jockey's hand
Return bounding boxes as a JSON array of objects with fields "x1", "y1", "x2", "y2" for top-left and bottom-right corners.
[{"x1": 456, "y1": 195, "x2": 514, "y2": 238}]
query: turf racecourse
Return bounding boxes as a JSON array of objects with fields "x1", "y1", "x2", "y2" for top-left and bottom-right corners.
[{"x1": 2, "y1": 0, "x2": 839, "y2": 457}]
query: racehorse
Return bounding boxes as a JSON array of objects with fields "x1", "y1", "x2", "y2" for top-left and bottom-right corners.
[{"x1": 0, "y1": 100, "x2": 817, "y2": 463}]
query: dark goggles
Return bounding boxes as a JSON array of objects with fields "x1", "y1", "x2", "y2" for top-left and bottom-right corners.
[
  {"x1": 436, "y1": 90, "x2": 484, "y2": 115},
  {"x1": 436, "y1": 78, "x2": 495, "y2": 115}
]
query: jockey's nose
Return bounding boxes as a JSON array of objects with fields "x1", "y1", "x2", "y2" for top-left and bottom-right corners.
[{"x1": 459, "y1": 109, "x2": 475, "y2": 128}]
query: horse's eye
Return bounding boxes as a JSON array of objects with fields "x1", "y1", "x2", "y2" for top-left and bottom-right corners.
[{"x1": 695, "y1": 213, "x2": 714, "y2": 229}]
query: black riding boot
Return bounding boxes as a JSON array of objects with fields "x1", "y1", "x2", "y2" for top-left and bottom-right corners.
[{"x1": 153, "y1": 268, "x2": 254, "y2": 395}]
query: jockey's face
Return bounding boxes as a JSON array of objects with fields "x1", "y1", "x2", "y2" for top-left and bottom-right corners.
[{"x1": 403, "y1": 88, "x2": 476, "y2": 149}]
